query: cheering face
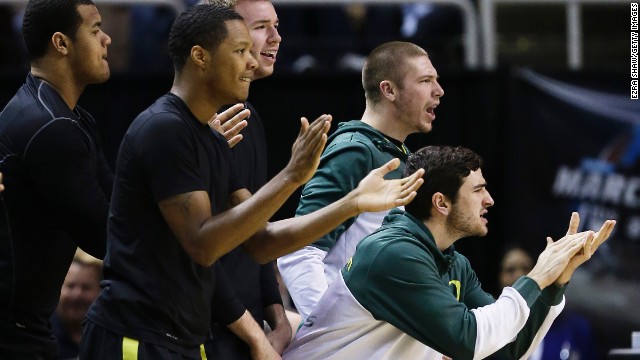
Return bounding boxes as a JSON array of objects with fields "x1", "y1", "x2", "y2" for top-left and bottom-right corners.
[
  {"x1": 446, "y1": 169, "x2": 494, "y2": 238},
  {"x1": 234, "y1": 0, "x2": 281, "y2": 79},
  {"x1": 394, "y1": 55, "x2": 444, "y2": 135},
  {"x1": 206, "y1": 19, "x2": 258, "y2": 104},
  {"x1": 57, "y1": 263, "x2": 101, "y2": 325},
  {"x1": 68, "y1": 5, "x2": 112, "y2": 85}
]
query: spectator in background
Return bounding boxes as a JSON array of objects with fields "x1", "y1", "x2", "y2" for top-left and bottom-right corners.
[
  {"x1": 0, "y1": 5, "x2": 26, "y2": 71},
  {"x1": 496, "y1": 244, "x2": 597, "y2": 360},
  {"x1": 129, "y1": 0, "x2": 198, "y2": 73},
  {"x1": 51, "y1": 249, "x2": 103, "y2": 360}
]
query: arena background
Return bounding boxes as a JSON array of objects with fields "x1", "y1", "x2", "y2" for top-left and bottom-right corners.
[{"x1": 0, "y1": 1, "x2": 637, "y2": 358}]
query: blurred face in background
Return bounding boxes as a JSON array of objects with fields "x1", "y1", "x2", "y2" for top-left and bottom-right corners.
[
  {"x1": 499, "y1": 248, "x2": 533, "y2": 288},
  {"x1": 57, "y1": 262, "x2": 101, "y2": 326}
]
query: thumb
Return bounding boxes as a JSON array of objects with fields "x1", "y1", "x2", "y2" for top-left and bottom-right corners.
[
  {"x1": 566, "y1": 212, "x2": 580, "y2": 235},
  {"x1": 371, "y1": 158, "x2": 400, "y2": 177},
  {"x1": 298, "y1": 117, "x2": 310, "y2": 138}
]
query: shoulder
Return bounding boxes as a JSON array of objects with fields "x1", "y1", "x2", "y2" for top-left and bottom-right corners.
[{"x1": 357, "y1": 228, "x2": 432, "y2": 269}]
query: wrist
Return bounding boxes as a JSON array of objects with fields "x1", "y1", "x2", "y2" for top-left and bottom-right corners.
[
  {"x1": 277, "y1": 169, "x2": 306, "y2": 189},
  {"x1": 343, "y1": 190, "x2": 363, "y2": 216}
]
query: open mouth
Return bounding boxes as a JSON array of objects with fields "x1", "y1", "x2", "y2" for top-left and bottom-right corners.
[
  {"x1": 240, "y1": 77, "x2": 252, "y2": 83},
  {"x1": 426, "y1": 105, "x2": 437, "y2": 118},
  {"x1": 260, "y1": 50, "x2": 277, "y2": 60}
]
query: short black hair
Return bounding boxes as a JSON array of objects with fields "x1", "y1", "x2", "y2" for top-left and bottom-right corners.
[
  {"x1": 22, "y1": 0, "x2": 94, "y2": 61},
  {"x1": 168, "y1": 4, "x2": 243, "y2": 71},
  {"x1": 404, "y1": 146, "x2": 483, "y2": 220}
]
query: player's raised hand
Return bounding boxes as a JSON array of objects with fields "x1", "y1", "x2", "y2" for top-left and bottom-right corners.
[
  {"x1": 555, "y1": 212, "x2": 616, "y2": 285},
  {"x1": 351, "y1": 158, "x2": 424, "y2": 213},
  {"x1": 527, "y1": 230, "x2": 593, "y2": 289},
  {"x1": 284, "y1": 114, "x2": 332, "y2": 185}
]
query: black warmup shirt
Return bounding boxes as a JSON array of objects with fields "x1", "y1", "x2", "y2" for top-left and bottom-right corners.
[
  {"x1": 207, "y1": 102, "x2": 282, "y2": 358},
  {"x1": 0, "y1": 73, "x2": 111, "y2": 357},
  {"x1": 86, "y1": 93, "x2": 244, "y2": 356}
]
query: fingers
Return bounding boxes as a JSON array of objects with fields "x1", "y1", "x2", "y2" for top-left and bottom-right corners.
[
  {"x1": 394, "y1": 182, "x2": 423, "y2": 206},
  {"x1": 566, "y1": 212, "x2": 580, "y2": 236},
  {"x1": 297, "y1": 117, "x2": 310, "y2": 140},
  {"x1": 221, "y1": 110, "x2": 250, "y2": 132},
  {"x1": 590, "y1": 220, "x2": 616, "y2": 253},
  {"x1": 400, "y1": 169, "x2": 425, "y2": 193},
  {"x1": 226, "y1": 119, "x2": 248, "y2": 137},
  {"x1": 213, "y1": 103, "x2": 246, "y2": 125},
  {"x1": 209, "y1": 119, "x2": 222, "y2": 133},
  {"x1": 227, "y1": 134, "x2": 243, "y2": 148},
  {"x1": 300, "y1": 115, "x2": 331, "y2": 149}
]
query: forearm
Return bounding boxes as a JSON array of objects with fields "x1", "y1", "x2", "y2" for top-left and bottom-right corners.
[
  {"x1": 192, "y1": 171, "x2": 302, "y2": 265},
  {"x1": 227, "y1": 310, "x2": 272, "y2": 352},
  {"x1": 264, "y1": 304, "x2": 292, "y2": 354},
  {"x1": 243, "y1": 192, "x2": 359, "y2": 263}
]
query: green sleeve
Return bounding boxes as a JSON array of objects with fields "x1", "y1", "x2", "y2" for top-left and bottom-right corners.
[
  {"x1": 344, "y1": 238, "x2": 479, "y2": 359},
  {"x1": 295, "y1": 141, "x2": 375, "y2": 252},
  {"x1": 495, "y1": 283, "x2": 566, "y2": 359}
]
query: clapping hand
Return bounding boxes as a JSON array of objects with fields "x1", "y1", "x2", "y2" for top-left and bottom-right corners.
[{"x1": 208, "y1": 103, "x2": 250, "y2": 148}]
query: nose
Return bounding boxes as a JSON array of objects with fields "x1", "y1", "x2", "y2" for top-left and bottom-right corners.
[
  {"x1": 247, "y1": 52, "x2": 258, "y2": 70},
  {"x1": 434, "y1": 80, "x2": 444, "y2": 98},
  {"x1": 269, "y1": 26, "x2": 282, "y2": 44},
  {"x1": 485, "y1": 192, "x2": 495, "y2": 207},
  {"x1": 103, "y1": 32, "x2": 112, "y2": 47}
]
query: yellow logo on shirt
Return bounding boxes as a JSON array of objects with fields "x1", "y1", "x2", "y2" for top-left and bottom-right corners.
[{"x1": 449, "y1": 280, "x2": 461, "y2": 301}]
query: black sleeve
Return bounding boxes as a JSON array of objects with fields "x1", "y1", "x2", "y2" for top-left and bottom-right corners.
[
  {"x1": 260, "y1": 262, "x2": 283, "y2": 307},
  {"x1": 211, "y1": 262, "x2": 247, "y2": 326},
  {"x1": 136, "y1": 114, "x2": 206, "y2": 202},
  {"x1": 24, "y1": 120, "x2": 109, "y2": 258}
]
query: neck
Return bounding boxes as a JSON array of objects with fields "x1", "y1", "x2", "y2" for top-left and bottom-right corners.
[
  {"x1": 171, "y1": 74, "x2": 220, "y2": 125},
  {"x1": 423, "y1": 218, "x2": 459, "y2": 252},
  {"x1": 361, "y1": 104, "x2": 408, "y2": 143},
  {"x1": 31, "y1": 61, "x2": 84, "y2": 110}
]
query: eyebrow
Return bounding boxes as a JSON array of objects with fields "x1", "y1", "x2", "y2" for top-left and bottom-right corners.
[
  {"x1": 419, "y1": 73, "x2": 439, "y2": 81},
  {"x1": 251, "y1": 19, "x2": 278, "y2": 26},
  {"x1": 473, "y1": 182, "x2": 487, "y2": 190}
]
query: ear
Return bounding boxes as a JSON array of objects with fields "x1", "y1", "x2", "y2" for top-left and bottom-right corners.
[
  {"x1": 379, "y1": 80, "x2": 396, "y2": 101},
  {"x1": 432, "y1": 192, "x2": 451, "y2": 216},
  {"x1": 51, "y1": 32, "x2": 70, "y2": 56},
  {"x1": 190, "y1": 45, "x2": 208, "y2": 69}
]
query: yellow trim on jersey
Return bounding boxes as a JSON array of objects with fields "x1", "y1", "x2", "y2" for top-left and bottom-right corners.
[
  {"x1": 200, "y1": 344, "x2": 208, "y2": 360},
  {"x1": 122, "y1": 337, "x2": 139, "y2": 360},
  {"x1": 449, "y1": 280, "x2": 461, "y2": 301}
]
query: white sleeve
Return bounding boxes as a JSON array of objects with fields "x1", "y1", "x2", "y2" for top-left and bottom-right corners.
[
  {"x1": 471, "y1": 287, "x2": 531, "y2": 360},
  {"x1": 277, "y1": 246, "x2": 328, "y2": 320},
  {"x1": 516, "y1": 297, "x2": 565, "y2": 360}
]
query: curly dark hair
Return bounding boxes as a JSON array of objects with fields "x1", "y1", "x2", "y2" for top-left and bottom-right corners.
[{"x1": 404, "y1": 145, "x2": 483, "y2": 220}]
